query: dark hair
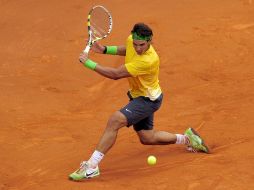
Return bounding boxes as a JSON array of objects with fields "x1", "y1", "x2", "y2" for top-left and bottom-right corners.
[{"x1": 131, "y1": 23, "x2": 153, "y2": 40}]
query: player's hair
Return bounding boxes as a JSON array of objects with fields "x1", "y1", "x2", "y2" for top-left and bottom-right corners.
[{"x1": 131, "y1": 23, "x2": 153, "y2": 41}]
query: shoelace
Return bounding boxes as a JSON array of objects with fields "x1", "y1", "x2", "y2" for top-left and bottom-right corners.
[
  {"x1": 186, "y1": 146, "x2": 197, "y2": 153},
  {"x1": 80, "y1": 161, "x2": 87, "y2": 167},
  {"x1": 76, "y1": 161, "x2": 88, "y2": 174},
  {"x1": 80, "y1": 161, "x2": 98, "y2": 177}
]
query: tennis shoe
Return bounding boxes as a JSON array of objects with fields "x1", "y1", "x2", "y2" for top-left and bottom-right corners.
[
  {"x1": 69, "y1": 161, "x2": 100, "y2": 181},
  {"x1": 184, "y1": 128, "x2": 210, "y2": 153}
]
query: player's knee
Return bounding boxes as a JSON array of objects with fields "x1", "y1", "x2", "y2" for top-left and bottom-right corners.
[
  {"x1": 138, "y1": 131, "x2": 156, "y2": 145},
  {"x1": 139, "y1": 137, "x2": 153, "y2": 145},
  {"x1": 107, "y1": 111, "x2": 127, "y2": 130}
]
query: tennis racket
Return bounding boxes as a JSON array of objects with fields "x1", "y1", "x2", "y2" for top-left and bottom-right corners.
[{"x1": 83, "y1": 5, "x2": 113, "y2": 54}]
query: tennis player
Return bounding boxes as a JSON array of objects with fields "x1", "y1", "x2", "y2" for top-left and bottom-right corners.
[{"x1": 69, "y1": 23, "x2": 209, "y2": 180}]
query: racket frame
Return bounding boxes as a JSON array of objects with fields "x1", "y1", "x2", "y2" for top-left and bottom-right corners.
[{"x1": 83, "y1": 5, "x2": 113, "y2": 53}]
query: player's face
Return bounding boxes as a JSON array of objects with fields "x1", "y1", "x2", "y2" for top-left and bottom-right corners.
[{"x1": 133, "y1": 40, "x2": 151, "y2": 55}]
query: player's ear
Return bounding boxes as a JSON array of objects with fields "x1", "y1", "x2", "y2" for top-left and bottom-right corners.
[
  {"x1": 147, "y1": 39, "x2": 152, "y2": 45},
  {"x1": 147, "y1": 36, "x2": 152, "y2": 42}
]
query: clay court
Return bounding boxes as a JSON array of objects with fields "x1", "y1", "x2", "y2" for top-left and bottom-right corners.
[{"x1": 0, "y1": 0, "x2": 254, "y2": 189}]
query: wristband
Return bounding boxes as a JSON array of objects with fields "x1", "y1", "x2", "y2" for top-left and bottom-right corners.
[
  {"x1": 84, "y1": 59, "x2": 97, "y2": 70},
  {"x1": 103, "y1": 46, "x2": 107, "y2": 54},
  {"x1": 105, "y1": 46, "x2": 117, "y2": 55}
]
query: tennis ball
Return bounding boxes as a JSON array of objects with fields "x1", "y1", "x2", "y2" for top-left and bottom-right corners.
[{"x1": 147, "y1": 155, "x2": 157, "y2": 165}]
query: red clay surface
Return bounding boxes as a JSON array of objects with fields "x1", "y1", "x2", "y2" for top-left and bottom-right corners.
[{"x1": 1, "y1": 0, "x2": 254, "y2": 189}]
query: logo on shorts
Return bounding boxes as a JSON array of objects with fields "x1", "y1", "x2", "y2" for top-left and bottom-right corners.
[{"x1": 125, "y1": 108, "x2": 132, "y2": 113}]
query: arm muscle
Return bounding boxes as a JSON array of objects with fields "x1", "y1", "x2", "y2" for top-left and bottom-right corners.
[{"x1": 94, "y1": 64, "x2": 131, "y2": 80}]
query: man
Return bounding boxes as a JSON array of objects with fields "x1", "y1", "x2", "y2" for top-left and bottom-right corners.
[{"x1": 69, "y1": 23, "x2": 209, "y2": 181}]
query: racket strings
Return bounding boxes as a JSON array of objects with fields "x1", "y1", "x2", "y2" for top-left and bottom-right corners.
[
  {"x1": 91, "y1": 18, "x2": 110, "y2": 35},
  {"x1": 90, "y1": 8, "x2": 111, "y2": 39},
  {"x1": 91, "y1": 24, "x2": 107, "y2": 38}
]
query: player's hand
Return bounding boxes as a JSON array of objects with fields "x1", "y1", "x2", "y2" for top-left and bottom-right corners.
[
  {"x1": 91, "y1": 42, "x2": 106, "y2": 54},
  {"x1": 79, "y1": 52, "x2": 88, "y2": 64}
]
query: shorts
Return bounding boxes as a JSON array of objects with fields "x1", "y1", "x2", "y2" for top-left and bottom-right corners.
[{"x1": 119, "y1": 92, "x2": 163, "y2": 131}]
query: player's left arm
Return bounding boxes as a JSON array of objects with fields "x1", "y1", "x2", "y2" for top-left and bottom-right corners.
[
  {"x1": 115, "y1": 45, "x2": 126, "y2": 56},
  {"x1": 91, "y1": 42, "x2": 126, "y2": 56}
]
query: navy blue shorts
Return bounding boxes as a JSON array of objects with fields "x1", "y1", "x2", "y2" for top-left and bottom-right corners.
[{"x1": 119, "y1": 92, "x2": 163, "y2": 131}]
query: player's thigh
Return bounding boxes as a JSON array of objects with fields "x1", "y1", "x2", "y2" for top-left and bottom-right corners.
[
  {"x1": 120, "y1": 97, "x2": 155, "y2": 127},
  {"x1": 133, "y1": 114, "x2": 154, "y2": 131}
]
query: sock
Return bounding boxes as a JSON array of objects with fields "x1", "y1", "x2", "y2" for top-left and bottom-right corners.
[
  {"x1": 87, "y1": 150, "x2": 104, "y2": 169},
  {"x1": 175, "y1": 134, "x2": 189, "y2": 145}
]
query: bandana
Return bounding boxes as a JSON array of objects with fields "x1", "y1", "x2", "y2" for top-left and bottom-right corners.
[{"x1": 132, "y1": 32, "x2": 151, "y2": 41}]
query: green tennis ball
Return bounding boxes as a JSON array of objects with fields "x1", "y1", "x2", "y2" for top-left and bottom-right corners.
[{"x1": 147, "y1": 155, "x2": 157, "y2": 165}]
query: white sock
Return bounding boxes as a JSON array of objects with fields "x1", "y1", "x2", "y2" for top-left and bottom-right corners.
[
  {"x1": 87, "y1": 150, "x2": 104, "y2": 169},
  {"x1": 175, "y1": 134, "x2": 189, "y2": 145}
]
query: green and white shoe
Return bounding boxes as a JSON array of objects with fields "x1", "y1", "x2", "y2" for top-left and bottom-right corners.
[
  {"x1": 184, "y1": 128, "x2": 210, "y2": 153},
  {"x1": 69, "y1": 161, "x2": 100, "y2": 181}
]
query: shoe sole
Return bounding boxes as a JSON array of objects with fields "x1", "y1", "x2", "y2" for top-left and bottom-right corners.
[
  {"x1": 69, "y1": 175, "x2": 86, "y2": 181},
  {"x1": 69, "y1": 176, "x2": 97, "y2": 181},
  {"x1": 69, "y1": 172, "x2": 100, "y2": 181},
  {"x1": 189, "y1": 128, "x2": 211, "y2": 154}
]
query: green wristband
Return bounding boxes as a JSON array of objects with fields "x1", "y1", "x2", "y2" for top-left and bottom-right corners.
[
  {"x1": 84, "y1": 59, "x2": 97, "y2": 70},
  {"x1": 106, "y1": 46, "x2": 117, "y2": 55}
]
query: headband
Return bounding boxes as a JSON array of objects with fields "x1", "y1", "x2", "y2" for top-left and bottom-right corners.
[{"x1": 132, "y1": 32, "x2": 151, "y2": 41}]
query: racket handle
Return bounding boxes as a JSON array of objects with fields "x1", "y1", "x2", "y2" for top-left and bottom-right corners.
[{"x1": 83, "y1": 45, "x2": 90, "y2": 54}]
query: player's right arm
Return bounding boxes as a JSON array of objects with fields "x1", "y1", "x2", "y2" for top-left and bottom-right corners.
[
  {"x1": 94, "y1": 64, "x2": 131, "y2": 80},
  {"x1": 91, "y1": 42, "x2": 126, "y2": 56},
  {"x1": 79, "y1": 52, "x2": 131, "y2": 80}
]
